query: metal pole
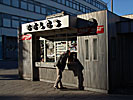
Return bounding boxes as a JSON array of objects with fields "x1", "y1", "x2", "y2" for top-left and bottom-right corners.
[{"x1": 111, "y1": 0, "x2": 113, "y2": 12}]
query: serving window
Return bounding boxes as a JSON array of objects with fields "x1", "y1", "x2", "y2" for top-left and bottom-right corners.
[{"x1": 38, "y1": 37, "x2": 77, "y2": 65}]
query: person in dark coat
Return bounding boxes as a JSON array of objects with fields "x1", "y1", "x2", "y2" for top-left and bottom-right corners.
[
  {"x1": 67, "y1": 52, "x2": 84, "y2": 90},
  {"x1": 54, "y1": 50, "x2": 70, "y2": 89}
]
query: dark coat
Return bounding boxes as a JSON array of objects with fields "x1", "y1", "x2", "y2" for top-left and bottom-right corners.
[{"x1": 55, "y1": 53, "x2": 68, "y2": 71}]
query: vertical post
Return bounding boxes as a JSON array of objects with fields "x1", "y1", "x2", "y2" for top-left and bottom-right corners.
[
  {"x1": 111, "y1": 0, "x2": 113, "y2": 12},
  {"x1": 54, "y1": 42, "x2": 57, "y2": 62},
  {"x1": 44, "y1": 39, "x2": 46, "y2": 62},
  {"x1": 32, "y1": 34, "x2": 40, "y2": 81},
  {"x1": 18, "y1": 27, "x2": 23, "y2": 79}
]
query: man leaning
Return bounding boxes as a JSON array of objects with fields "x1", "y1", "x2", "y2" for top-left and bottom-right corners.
[{"x1": 53, "y1": 50, "x2": 70, "y2": 89}]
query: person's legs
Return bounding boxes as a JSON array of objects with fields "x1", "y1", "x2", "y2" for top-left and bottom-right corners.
[
  {"x1": 77, "y1": 70, "x2": 84, "y2": 90},
  {"x1": 54, "y1": 67, "x2": 62, "y2": 88}
]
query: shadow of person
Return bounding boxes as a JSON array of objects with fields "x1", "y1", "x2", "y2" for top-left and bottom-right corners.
[{"x1": 67, "y1": 52, "x2": 84, "y2": 90}]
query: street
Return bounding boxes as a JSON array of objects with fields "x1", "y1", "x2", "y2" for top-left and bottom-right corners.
[{"x1": 0, "y1": 60, "x2": 133, "y2": 100}]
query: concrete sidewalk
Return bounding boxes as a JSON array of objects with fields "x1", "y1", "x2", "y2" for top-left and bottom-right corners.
[{"x1": 0, "y1": 61, "x2": 133, "y2": 100}]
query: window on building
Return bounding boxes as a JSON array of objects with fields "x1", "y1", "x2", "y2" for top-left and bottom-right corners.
[
  {"x1": 21, "y1": 18, "x2": 27, "y2": 22},
  {"x1": 83, "y1": 6, "x2": 86, "y2": 13},
  {"x1": 0, "y1": 36, "x2": 2, "y2": 60},
  {"x1": 12, "y1": 20, "x2": 19, "y2": 28},
  {"x1": 93, "y1": 0, "x2": 96, "y2": 6},
  {"x1": 0, "y1": 14, "x2": 2, "y2": 26},
  {"x1": 85, "y1": 39, "x2": 89, "y2": 60},
  {"x1": 47, "y1": 9, "x2": 52, "y2": 15},
  {"x1": 93, "y1": 38, "x2": 98, "y2": 61},
  {"x1": 12, "y1": 0, "x2": 19, "y2": 7},
  {"x1": 97, "y1": 1, "x2": 100, "y2": 8},
  {"x1": 73, "y1": 3, "x2": 76, "y2": 9},
  {"x1": 70, "y1": 1, "x2": 73, "y2": 8},
  {"x1": 87, "y1": 0, "x2": 90, "y2": 3},
  {"x1": 3, "y1": 18, "x2": 11, "y2": 27},
  {"x1": 56, "y1": 9, "x2": 61, "y2": 13},
  {"x1": 66, "y1": 0, "x2": 70, "y2": 7},
  {"x1": 62, "y1": 0, "x2": 65, "y2": 5},
  {"x1": 80, "y1": 5, "x2": 83, "y2": 12},
  {"x1": 86, "y1": 7, "x2": 90, "y2": 13},
  {"x1": 21, "y1": 1, "x2": 27, "y2": 10},
  {"x1": 57, "y1": 0, "x2": 61, "y2": 3},
  {"x1": 28, "y1": 19, "x2": 34, "y2": 22},
  {"x1": 20, "y1": 18, "x2": 27, "y2": 24},
  {"x1": 3, "y1": 0, "x2": 11, "y2": 5},
  {"x1": 28, "y1": 3, "x2": 34, "y2": 11},
  {"x1": 0, "y1": 0, "x2": 2, "y2": 3},
  {"x1": 76, "y1": 3, "x2": 79, "y2": 10},
  {"x1": 52, "y1": 10, "x2": 56, "y2": 14},
  {"x1": 35, "y1": 5, "x2": 41, "y2": 13},
  {"x1": 90, "y1": 0, "x2": 93, "y2": 4},
  {"x1": 41, "y1": 7, "x2": 46, "y2": 14}
]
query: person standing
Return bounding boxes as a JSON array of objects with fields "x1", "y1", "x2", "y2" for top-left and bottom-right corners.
[
  {"x1": 67, "y1": 52, "x2": 84, "y2": 90},
  {"x1": 53, "y1": 50, "x2": 70, "y2": 89}
]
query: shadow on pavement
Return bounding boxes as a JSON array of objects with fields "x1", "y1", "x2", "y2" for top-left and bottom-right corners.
[
  {"x1": 0, "y1": 94, "x2": 133, "y2": 100},
  {"x1": 0, "y1": 74, "x2": 19, "y2": 80},
  {"x1": 0, "y1": 60, "x2": 18, "y2": 70}
]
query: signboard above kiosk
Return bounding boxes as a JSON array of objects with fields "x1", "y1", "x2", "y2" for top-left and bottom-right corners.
[{"x1": 21, "y1": 15, "x2": 77, "y2": 34}]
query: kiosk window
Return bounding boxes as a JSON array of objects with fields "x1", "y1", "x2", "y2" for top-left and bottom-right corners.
[
  {"x1": 46, "y1": 40, "x2": 55, "y2": 62},
  {"x1": 93, "y1": 38, "x2": 98, "y2": 61},
  {"x1": 39, "y1": 37, "x2": 77, "y2": 63},
  {"x1": 85, "y1": 39, "x2": 89, "y2": 60}
]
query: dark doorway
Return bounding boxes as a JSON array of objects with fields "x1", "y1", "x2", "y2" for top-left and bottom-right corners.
[{"x1": 118, "y1": 34, "x2": 133, "y2": 88}]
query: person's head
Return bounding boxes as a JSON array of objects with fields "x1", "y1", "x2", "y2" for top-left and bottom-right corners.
[{"x1": 66, "y1": 50, "x2": 70, "y2": 57}]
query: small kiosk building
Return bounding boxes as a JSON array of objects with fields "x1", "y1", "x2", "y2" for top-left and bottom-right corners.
[{"x1": 18, "y1": 10, "x2": 133, "y2": 93}]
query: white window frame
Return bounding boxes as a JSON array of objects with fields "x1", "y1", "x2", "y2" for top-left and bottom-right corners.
[
  {"x1": 85, "y1": 36, "x2": 90, "y2": 61},
  {"x1": 92, "y1": 36, "x2": 98, "y2": 61}
]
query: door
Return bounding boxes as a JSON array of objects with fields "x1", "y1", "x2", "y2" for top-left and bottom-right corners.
[{"x1": 119, "y1": 35, "x2": 133, "y2": 87}]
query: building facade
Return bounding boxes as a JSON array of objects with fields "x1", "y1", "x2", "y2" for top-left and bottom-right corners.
[{"x1": 0, "y1": 0, "x2": 107, "y2": 60}]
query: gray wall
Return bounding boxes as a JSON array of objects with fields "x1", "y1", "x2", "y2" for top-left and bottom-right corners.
[
  {"x1": 107, "y1": 11, "x2": 122, "y2": 90},
  {"x1": 18, "y1": 34, "x2": 33, "y2": 80},
  {"x1": 77, "y1": 10, "x2": 108, "y2": 92}
]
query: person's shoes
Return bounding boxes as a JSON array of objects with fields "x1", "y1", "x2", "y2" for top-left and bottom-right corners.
[
  {"x1": 53, "y1": 86, "x2": 59, "y2": 89},
  {"x1": 59, "y1": 86, "x2": 67, "y2": 89},
  {"x1": 78, "y1": 86, "x2": 84, "y2": 90}
]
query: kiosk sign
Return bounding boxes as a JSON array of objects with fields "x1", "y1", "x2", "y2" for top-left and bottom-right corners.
[{"x1": 21, "y1": 15, "x2": 70, "y2": 34}]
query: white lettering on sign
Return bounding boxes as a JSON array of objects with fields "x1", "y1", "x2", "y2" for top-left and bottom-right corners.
[{"x1": 22, "y1": 15, "x2": 69, "y2": 34}]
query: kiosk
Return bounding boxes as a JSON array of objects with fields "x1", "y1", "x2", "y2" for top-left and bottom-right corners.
[{"x1": 18, "y1": 10, "x2": 133, "y2": 93}]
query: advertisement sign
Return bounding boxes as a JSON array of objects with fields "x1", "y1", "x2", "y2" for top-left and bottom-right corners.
[
  {"x1": 20, "y1": 34, "x2": 32, "y2": 40},
  {"x1": 97, "y1": 25, "x2": 104, "y2": 34},
  {"x1": 78, "y1": 25, "x2": 104, "y2": 35}
]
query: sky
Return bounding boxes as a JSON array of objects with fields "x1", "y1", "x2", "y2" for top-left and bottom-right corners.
[{"x1": 102, "y1": 0, "x2": 133, "y2": 16}]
